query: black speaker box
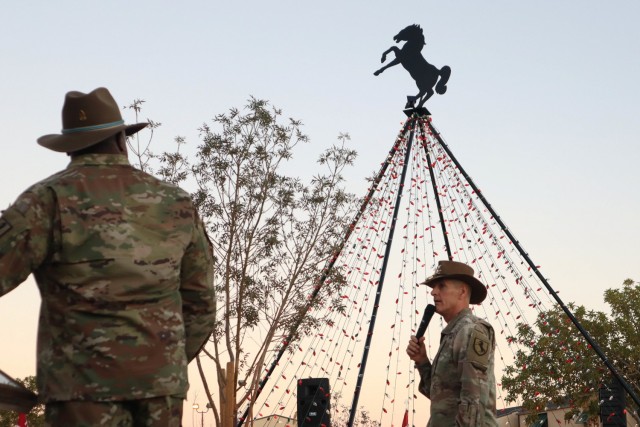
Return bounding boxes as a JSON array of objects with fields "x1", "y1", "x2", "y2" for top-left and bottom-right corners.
[
  {"x1": 297, "y1": 378, "x2": 331, "y2": 427},
  {"x1": 599, "y1": 378, "x2": 626, "y2": 427}
]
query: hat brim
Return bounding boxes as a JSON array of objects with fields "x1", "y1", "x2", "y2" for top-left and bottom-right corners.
[
  {"x1": 422, "y1": 274, "x2": 487, "y2": 305},
  {"x1": 37, "y1": 122, "x2": 148, "y2": 153}
]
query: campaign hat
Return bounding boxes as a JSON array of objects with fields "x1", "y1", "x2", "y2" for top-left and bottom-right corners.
[
  {"x1": 38, "y1": 87, "x2": 147, "y2": 152},
  {"x1": 421, "y1": 260, "x2": 487, "y2": 304}
]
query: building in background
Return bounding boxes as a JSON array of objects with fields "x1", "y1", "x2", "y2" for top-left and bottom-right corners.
[
  {"x1": 498, "y1": 404, "x2": 633, "y2": 427},
  {"x1": 252, "y1": 415, "x2": 297, "y2": 427}
]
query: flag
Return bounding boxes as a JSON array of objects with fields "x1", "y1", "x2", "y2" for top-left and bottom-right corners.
[{"x1": 402, "y1": 409, "x2": 409, "y2": 427}]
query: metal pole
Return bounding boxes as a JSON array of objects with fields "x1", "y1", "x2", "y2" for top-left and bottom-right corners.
[
  {"x1": 236, "y1": 120, "x2": 414, "y2": 426},
  {"x1": 347, "y1": 117, "x2": 417, "y2": 426},
  {"x1": 417, "y1": 121, "x2": 453, "y2": 259},
  {"x1": 423, "y1": 118, "x2": 640, "y2": 410}
]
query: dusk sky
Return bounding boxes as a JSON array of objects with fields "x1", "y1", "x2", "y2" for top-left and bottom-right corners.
[{"x1": 1, "y1": 1, "x2": 639, "y2": 425}]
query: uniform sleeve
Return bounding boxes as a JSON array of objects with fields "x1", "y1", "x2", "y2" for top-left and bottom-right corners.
[
  {"x1": 453, "y1": 322, "x2": 494, "y2": 426},
  {"x1": 180, "y1": 213, "x2": 216, "y2": 362},
  {"x1": 415, "y1": 360, "x2": 433, "y2": 398},
  {"x1": 0, "y1": 189, "x2": 55, "y2": 296}
]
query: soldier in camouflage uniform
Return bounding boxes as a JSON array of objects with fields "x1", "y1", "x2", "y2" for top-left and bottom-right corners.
[
  {"x1": 0, "y1": 87, "x2": 216, "y2": 426},
  {"x1": 406, "y1": 260, "x2": 498, "y2": 426}
]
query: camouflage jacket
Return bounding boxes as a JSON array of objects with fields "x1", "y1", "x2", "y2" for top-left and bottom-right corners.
[
  {"x1": 0, "y1": 154, "x2": 215, "y2": 402},
  {"x1": 416, "y1": 308, "x2": 498, "y2": 427}
]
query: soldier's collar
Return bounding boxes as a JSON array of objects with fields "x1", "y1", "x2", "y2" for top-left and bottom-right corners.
[
  {"x1": 441, "y1": 308, "x2": 472, "y2": 335},
  {"x1": 68, "y1": 153, "x2": 131, "y2": 167}
]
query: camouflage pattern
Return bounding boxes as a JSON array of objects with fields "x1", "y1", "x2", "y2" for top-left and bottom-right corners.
[
  {"x1": 45, "y1": 395, "x2": 183, "y2": 426},
  {"x1": 0, "y1": 154, "x2": 215, "y2": 402},
  {"x1": 416, "y1": 308, "x2": 498, "y2": 426}
]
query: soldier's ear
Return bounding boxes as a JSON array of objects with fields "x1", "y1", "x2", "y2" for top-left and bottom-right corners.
[
  {"x1": 116, "y1": 131, "x2": 127, "y2": 154},
  {"x1": 461, "y1": 283, "x2": 471, "y2": 302}
]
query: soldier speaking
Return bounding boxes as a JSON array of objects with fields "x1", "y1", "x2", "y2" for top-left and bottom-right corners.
[{"x1": 406, "y1": 260, "x2": 498, "y2": 426}]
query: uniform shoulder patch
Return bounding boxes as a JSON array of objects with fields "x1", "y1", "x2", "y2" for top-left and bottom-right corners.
[
  {"x1": 0, "y1": 217, "x2": 12, "y2": 239},
  {"x1": 466, "y1": 323, "x2": 491, "y2": 370}
]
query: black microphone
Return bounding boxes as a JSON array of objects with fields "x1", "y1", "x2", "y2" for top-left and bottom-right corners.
[{"x1": 415, "y1": 304, "x2": 436, "y2": 338}]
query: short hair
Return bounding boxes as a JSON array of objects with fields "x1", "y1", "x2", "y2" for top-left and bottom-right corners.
[{"x1": 447, "y1": 279, "x2": 471, "y2": 303}]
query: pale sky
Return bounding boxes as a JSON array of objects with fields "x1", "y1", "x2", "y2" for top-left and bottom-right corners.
[{"x1": 1, "y1": 1, "x2": 639, "y2": 426}]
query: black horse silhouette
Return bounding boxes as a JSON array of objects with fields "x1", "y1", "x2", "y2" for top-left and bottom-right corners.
[{"x1": 374, "y1": 24, "x2": 451, "y2": 110}]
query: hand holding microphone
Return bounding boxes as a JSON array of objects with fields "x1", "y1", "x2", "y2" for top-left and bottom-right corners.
[{"x1": 407, "y1": 304, "x2": 436, "y2": 365}]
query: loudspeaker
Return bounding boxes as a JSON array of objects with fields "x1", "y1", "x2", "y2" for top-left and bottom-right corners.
[
  {"x1": 297, "y1": 377, "x2": 331, "y2": 427},
  {"x1": 599, "y1": 377, "x2": 626, "y2": 427}
]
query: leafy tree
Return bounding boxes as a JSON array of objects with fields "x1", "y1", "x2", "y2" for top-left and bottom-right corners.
[
  {"x1": 502, "y1": 279, "x2": 640, "y2": 425},
  {"x1": 125, "y1": 99, "x2": 161, "y2": 172},
  {"x1": 146, "y1": 98, "x2": 357, "y2": 425},
  {"x1": 329, "y1": 392, "x2": 381, "y2": 427},
  {"x1": 0, "y1": 376, "x2": 44, "y2": 427}
]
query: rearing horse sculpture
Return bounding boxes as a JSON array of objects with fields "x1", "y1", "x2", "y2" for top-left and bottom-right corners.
[{"x1": 374, "y1": 24, "x2": 451, "y2": 110}]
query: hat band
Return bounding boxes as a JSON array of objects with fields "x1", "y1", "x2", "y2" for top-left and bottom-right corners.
[{"x1": 62, "y1": 120, "x2": 125, "y2": 135}]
